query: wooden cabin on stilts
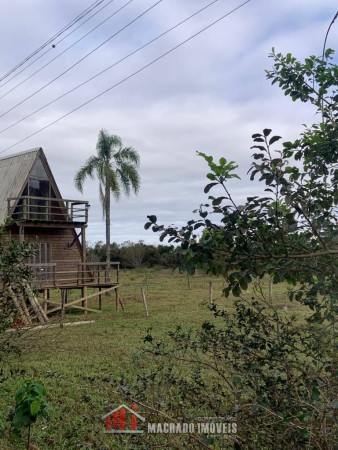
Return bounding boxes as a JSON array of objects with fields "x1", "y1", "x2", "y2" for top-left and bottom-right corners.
[{"x1": 0, "y1": 148, "x2": 119, "y2": 324}]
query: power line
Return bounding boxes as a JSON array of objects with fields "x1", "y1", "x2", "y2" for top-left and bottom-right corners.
[
  {"x1": 0, "y1": 0, "x2": 118, "y2": 91},
  {"x1": 0, "y1": 0, "x2": 222, "y2": 135},
  {"x1": 0, "y1": 0, "x2": 251, "y2": 155},
  {"x1": 0, "y1": 0, "x2": 106, "y2": 83},
  {"x1": 0, "y1": 0, "x2": 121, "y2": 99},
  {"x1": 0, "y1": 0, "x2": 163, "y2": 119}
]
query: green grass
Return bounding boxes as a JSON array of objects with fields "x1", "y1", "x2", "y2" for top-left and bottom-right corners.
[{"x1": 0, "y1": 268, "x2": 305, "y2": 449}]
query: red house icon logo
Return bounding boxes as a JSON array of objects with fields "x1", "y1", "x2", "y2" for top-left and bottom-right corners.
[{"x1": 102, "y1": 404, "x2": 145, "y2": 434}]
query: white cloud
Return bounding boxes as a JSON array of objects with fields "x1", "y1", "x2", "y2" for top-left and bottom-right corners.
[{"x1": 0, "y1": 0, "x2": 336, "y2": 244}]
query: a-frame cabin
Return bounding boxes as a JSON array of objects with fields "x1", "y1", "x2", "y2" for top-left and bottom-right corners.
[
  {"x1": 0, "y1": 148, "x2": 89, "y2": 287},
  {"x1": 1, "y1": 148, "x2": 120, "y2": 318}
]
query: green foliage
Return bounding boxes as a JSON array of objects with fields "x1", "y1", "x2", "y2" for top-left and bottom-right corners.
[
  {"x1": 87, "y1": 240, "x2": 180, "y2": 269},
  {"x1": 11, "y1": 381, "x2": 50, "y2": 430},
  {"x1": 10, "y1": 380, "x2": 50, "y2": 449},
  {"x1": 138, "y1": 49, "x2": 338, "y2": 448},
  {"x1": 144, "y1": 50, "x2": 338, "y2": 321},
  {"x1": 123, "y1": 296, "x2": 336, "y2": 449},
  {"x1": 0, "y1": 225, "x2": 36, "y2": 360}
]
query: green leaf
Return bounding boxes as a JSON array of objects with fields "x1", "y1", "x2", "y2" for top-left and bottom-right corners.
[
  {"x1": 147, "y1": 215, "x2": 157, "y2": 224},
  {"x1": 212, "y1": 197, "x2": 226, "y2": 206},
  {"x1": 206, "y1": 173, "x2": 217, "y2": 181},
  {"x1": 12, "y1": 412, "x2": 29, "y2": 428},
  {"x1": 232, "y1": 284, "x2": 241, "y2": 297},
  {"x1": 311, "y1": 387, "x2": 320, "y2": 401},
  {"x1": 269, "y1": 135, "x2": 282, "y2": 145},
  {"x1": 30, "y1": 400, "x2": 40, "y2": 416},
  {"x1": 263, "y1": 129, "x2": 272, "y2": 137},
  {"x1": 232, "y1": 374, "x2": 242, "y2": 385},
  {"x1": 239, "y1": 277, "x2": 248, "y2": 290},
  {"x1": 204, "y1": 183, "x2": 218, "y2": 193}
]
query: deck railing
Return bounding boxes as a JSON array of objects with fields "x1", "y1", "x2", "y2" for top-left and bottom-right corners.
[
  {"x1": 7, "y1": 196, "x2": 89, "y2": 223},
  {"x1": 28, "y1": 262, "x2": 119, "y2": 288}
]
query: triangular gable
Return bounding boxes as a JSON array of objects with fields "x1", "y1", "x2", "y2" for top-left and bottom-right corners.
[
  {"x1": 32, "y1": 149, "x2": 63, "y2": 200},
  {"x1": 0, "y1": 148, "x2": 40, "y2": 224},
  {"x1": 0, "y1": 148, "x2": 64, "y2": 224},
  {"x1": 18, "y1": 151, "x2": 63, "y2": 202}
]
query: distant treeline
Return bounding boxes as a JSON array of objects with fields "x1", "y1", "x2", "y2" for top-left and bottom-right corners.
[{"x1": 87, "y1": 240, "x2": 181, "y2": 269}]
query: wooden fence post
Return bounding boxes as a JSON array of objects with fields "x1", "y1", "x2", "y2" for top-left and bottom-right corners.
[
  {"x1": 209, "y1": 281, "x2": 213, "y2": 305},
  {"x1": 141, "y1": 287, "x2": 149, "y2": 317},
  {"x1": 268, "y1": 278, "x2": 273, "y2": 302}
]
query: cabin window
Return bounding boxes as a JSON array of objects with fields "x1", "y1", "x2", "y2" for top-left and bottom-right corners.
[
  {"x1": 30, "y1": 158, "x2": 49, "y2": 180},
  {"x1": 28, "y1": 178, "x2": 50, "y2": 220},
  {"x1": 29, "y1": 242, "x2": 53, "y2": 282},
  {"x1": 12, "y1": 157, "x2": 65, "y2": 221},
  {"x1": 29, "y1": 242, "x2": 52, "y2": 265}
]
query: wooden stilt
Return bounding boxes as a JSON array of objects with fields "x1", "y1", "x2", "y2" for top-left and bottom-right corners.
[
  {"x1": 83, "y1": 286, "x2": 88, "y2": 315},
  {"x1": 81, "y1": 287, "x2": 85, "y2": 308},
  {"x1": 118, "y1": 296, "x2": 125, "y2": 311},
  {"x1": 60, "y1": 290, "x2": 66, "y2": 328}
]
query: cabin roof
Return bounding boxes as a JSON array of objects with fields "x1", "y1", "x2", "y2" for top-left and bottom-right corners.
[{"x1": 0, "y1": 148, "x2": 62, "y2": 224}]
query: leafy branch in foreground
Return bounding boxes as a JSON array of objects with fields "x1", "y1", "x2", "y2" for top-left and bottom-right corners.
[
  {"x1": 137, "y1": 48, "x2": 337, "y2": 449},
  {"x1": 0, "y1": 222, "x2": 37, "y2": 360}
]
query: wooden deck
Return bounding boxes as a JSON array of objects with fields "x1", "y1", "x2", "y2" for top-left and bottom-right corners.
[
  {"x1": 27, "y1": 262, "x2": 122, "y2": 316},
  {"x1": 28, "y1": 261, "x2": 120, "y2": 289},
  {"x1": 7, "y1": 195, "x2": 89, "y2": 224}
]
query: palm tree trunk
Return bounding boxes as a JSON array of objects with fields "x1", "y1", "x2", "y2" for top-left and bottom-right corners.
[{"x1": 105, "y1": 183, "x2": 111, "y2": 282}]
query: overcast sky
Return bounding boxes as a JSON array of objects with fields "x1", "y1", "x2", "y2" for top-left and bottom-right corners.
[{"x1": 0, "y1": 0, "x2": 337, "y2": 245}]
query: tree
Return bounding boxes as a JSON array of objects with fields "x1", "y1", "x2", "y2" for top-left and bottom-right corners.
[
  {"x1": 0, "y1": 221, "x2": 36, "y2": 360},
  {"x1": 146, "y1": 48, "x2": 337, "y2": 322},
  {"x1": 135, "y1": 49, "x2": 337, "y2": 448},
  {"x1": 75, "y1": 129, "x2": 140, "y2": 264}
]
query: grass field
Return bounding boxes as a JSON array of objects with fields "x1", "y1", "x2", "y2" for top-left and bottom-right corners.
[{"x1": 0, "y1": 268, "x2": 302, "y2": 449}]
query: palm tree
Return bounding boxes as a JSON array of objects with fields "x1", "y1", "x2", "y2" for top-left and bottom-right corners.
[{"x1": 74, "y1": 129, "x2": 140, "y2": 264}]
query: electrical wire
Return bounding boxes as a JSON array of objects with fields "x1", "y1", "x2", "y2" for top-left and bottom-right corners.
[
  {"x1": 0, "y1": 0, "x2": 222, "y2": 135},
  {"x1": 0, "y1": 0, "x2": 163, "y2": 119},
  {"x1": 0, "y1": 0, "x2": 118, "y2": 91},
  {"x1": 0, "y1": 0, "x2": 106, "y2": 83},
  {"x1": 0, "y1": 0, "x2": 251, "y2": 155}
]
